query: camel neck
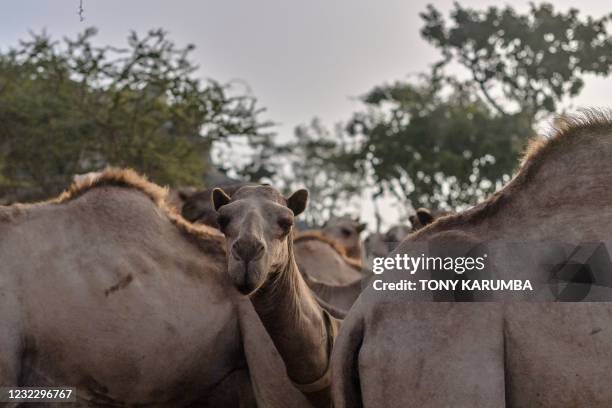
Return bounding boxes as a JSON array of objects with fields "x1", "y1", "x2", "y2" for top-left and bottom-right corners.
[{"x1": 250, "y1": 248, "x2": 330, "y2": 387}]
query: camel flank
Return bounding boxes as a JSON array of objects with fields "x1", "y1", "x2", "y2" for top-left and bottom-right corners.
[
  {"x1": 332, "y1": 110, "x2": 612, "y2": 407},
  {"x1": 294, "y1": 230, "x2": 363, "y2": 272}
]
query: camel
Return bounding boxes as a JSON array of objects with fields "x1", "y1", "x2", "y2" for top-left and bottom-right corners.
[
  {"x1": 183, "y1": 186, "x2": 364, "y2": 286},
  {"x1": 364, "y1": 211, "x2": 439, "y2": 261},
  {"x1": 407, "y1": 207, "x2": 436, "y2": 231},
  {"x1": 183, "y1": 189, "x2": 367, "y2": 268},
  {"x1": 332, "y1": 111, "x2": 612, "y2": 407},
  {"x1": 321, "y1": 217, "x2": 366, "y2": 264},
  {"x1": 305, "y1": 276, "x2": 366, "y2": 313},
  {"x1": 166, "y1": 186, "x2": 199, "y2": 212},
  {"x1": 181, "y1": 182, "x2": 254, "y2": 228},
  {"x1": 293, "y1": 232, "x2": 366, "y2": 313},
  {"x1": 364, "y1": 225, "x2": 412, "y2": 261},
  {"x1": 211, "y1": 184, "x2": 341, "y2": 408},
  {"x1": 294, "y1": 231, "x2": 364, "y2": 285},
  {"x1": 0, "y1": 169, "x2": 313, "y2": 407}
]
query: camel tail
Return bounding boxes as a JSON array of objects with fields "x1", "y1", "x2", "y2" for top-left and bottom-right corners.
[{"x1": 331, "y1": 312, "x2": 364, "y2": 408}]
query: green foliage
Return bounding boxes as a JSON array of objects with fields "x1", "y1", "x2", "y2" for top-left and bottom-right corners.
[
  {"x1": 281, "y1": 3, "x2": 612, "y2": 214},
  {"x1": 421, "y1": 2, "x2": 612, "y2": 118},
  {"x1": 0, "y1": 28, "x2": 271, "y2": 201},
  {"x1": 272, "y1": 119, "x2": 362, "y2": 226},
  {"x1": 344, "y1": 75, "x2": 532, "y2": 209}
]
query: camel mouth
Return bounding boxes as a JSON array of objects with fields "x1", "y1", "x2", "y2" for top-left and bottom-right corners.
[
  {"x1": 228, "y1": 260, "x2": 263, "y2": 295},
  {"x1": 234, "y1": 271, "x2": 258, "y2": 295},
  {"x1": 235, "y1": 282, "x2": 254, "y2": 295}
]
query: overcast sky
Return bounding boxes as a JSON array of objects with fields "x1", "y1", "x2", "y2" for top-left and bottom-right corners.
[
  {"x1": 2, "y1": 0, "x2": 611, "y2": 227},
  {"x1": 3, "y1": 0, "x2": 611, "y2": 140}
]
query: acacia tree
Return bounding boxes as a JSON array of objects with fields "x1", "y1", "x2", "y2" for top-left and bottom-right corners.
[{"x1": 0, "y1": 28, "x2": 271, "y2": 202}]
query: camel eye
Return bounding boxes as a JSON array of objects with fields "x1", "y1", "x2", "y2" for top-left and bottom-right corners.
[
  {"x1": 278, "y1": 217, "x2": 293, "y2": 232},
  {"x1": 217, "y1": 214, "x2": 231, "y2": 230},
  {"x1": 341, "y1": 227, "x2": 352, "y2": 237}
]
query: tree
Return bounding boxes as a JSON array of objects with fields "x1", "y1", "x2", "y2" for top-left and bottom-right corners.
[
  {"x1": 420, "y1": 2, "x2": 612, "y2": 120},
  {"x1": 341, "y1": 74, "x2": 531, "y2": 210},
  {"x1": 278, "y1": 3, "x2": 612, "y2": 213},
  {"x1": 272, "y1": 119, "x2": 362, "y2": 226},
  {"x1": 0, "y1": 28, "x2": 271, "y2": 202}
]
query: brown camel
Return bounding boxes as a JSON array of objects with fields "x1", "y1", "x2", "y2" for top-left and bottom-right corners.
[
  {"x1": 182, "y1": 186, "x2": 364, "y2": 286},
  {"x1": 408, "y1": 207, "x2": 436, "y2": 231},
  {"x1": 304, "y1": 276, "x2": 366, "y2": 313},
  {"x1": 333, "y1": 111, "x2": 612, "y2": 407},
  {"x1": 321, "y1": 217, "x2": 366, "y2": 264},
  {"x1": 212, "y1": 184, "x2": 341, "y2": 408},
  {"x1": 294, "y1": 231, "x2": 364, "y2": 285},
  {"x1": 181, "y1": 182, "x2": 254, "y2": 228},
  {"x1": 181, "y1": 186, "x2": 367, "y2": 270},
  {"x1": 364, "y1": 211, "x2": 441, "y2": 261},
  {"x1": 364, "y1": 224, "x2": 413, "y2": 261},
  {"x1": 0, "y1": 169, "x2": 312, "y2": 407},
  {"x1": 166, "y1": 186, "x2": 199, "y2": 211}
]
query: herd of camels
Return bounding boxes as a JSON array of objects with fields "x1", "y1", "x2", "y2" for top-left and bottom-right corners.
[{"x1": 2, "y1": 110, "x2": 612, "y2": 407}]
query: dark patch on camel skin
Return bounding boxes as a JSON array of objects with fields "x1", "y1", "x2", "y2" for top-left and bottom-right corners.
[
  {"x1": 17, "y1": 336, "x2": 37, "y2": 387},
  {"x1": 104, "y1": 274, "x2": 134, "y2": 297}
]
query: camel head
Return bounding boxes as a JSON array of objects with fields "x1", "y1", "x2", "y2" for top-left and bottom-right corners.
[
  {"x1": 181, "y1": 183, "x2": 254, "y2": 228},
  {"x1": 322, "y1": 217, "x2": 366, "y2": 259},
  {"x1": 409, "y1": 208, "x2": 435, "y2": 232},
  {"x1": 212, "y1": 185, "x2": 308, "y2": 295},
  {"x1": 364, "y1": 232, "x2": 389, "y2": 259},
  {"x1": 385, "y1": 224, "x2": 412, "y2": 243},
  {"x1": 181, "y1": 188, "x2": 219, "y2": 227}
]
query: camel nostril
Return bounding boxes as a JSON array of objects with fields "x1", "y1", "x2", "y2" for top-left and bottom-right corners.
[
  {"x1": 253, "y1": 241, "x2": 264, "y2": 258},
  {"x1": 231, "y1": 244, "x2": 242, "y2": 261},
  {"x1": 232, "y1": 239, "x2": 265, "y2": 263}
]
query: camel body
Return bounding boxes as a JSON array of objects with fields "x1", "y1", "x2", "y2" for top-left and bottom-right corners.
[
  {"x1": 0, "y1": 171, "x2": 310, "y2": 407},
  {"x1": 333, "y1": 112, "x2": 612, "y2": 407}
]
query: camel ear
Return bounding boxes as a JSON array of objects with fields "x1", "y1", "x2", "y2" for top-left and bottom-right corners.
[
  {"x1": 409, "y1": 215, "x2": 417, "y2": 226},
  {"x1": 356, "y1": 222, "x2": 367, "y2": 233},
  {"x1": 212, "y1": 188, "x2": 231, "y2": 211},
  {"x1": 416, "y1": 208, "x2": 434, "y2": 226},
  {"x1": 287, "y1": 189, "x2": 308, "y2": 216}
]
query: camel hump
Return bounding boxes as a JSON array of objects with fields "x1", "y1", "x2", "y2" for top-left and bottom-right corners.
[
  {"x1": 58, "y1": 168, "x2": 224, "y2": 244},
  {"x1": 56, "y1": 167, "x2": 169, "y2": 206}
]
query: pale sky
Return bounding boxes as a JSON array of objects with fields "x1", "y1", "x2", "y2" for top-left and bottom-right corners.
[
  {"x1": 3, "y1": 0, "x2": 611, "y2": 139},
  {"x1": 2, "y1": 0, "x2": 611, "y2": 228}
]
